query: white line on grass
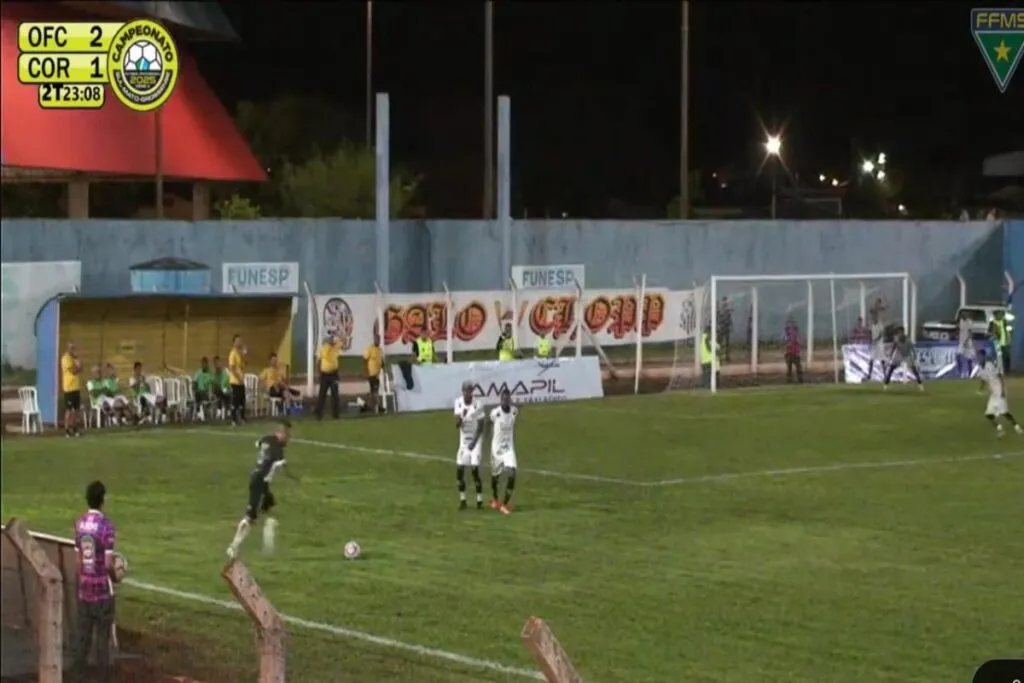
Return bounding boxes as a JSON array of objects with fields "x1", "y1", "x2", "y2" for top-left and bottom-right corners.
[
  {"x1": 648, "y1": 451, "x2": 1024, "y2": 486},
  {"x1": 198, "y1": 430, "x2": 1023, "y2": 490},
  {"x1": 123, "y1": 578, "x2": 544, "y2": 680},
  {"x1": 200, "y1": 430, "x2": 643, "y2": 487}
]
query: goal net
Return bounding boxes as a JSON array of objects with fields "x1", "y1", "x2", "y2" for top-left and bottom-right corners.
[{"x1": 666, "y1": 273, "x2": 912, "y2": 392}]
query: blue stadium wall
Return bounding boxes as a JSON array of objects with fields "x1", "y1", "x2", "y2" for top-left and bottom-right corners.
[
  {"x1": 0, "y1": 219, "x2": 1007, "y2": 365},
  {"x1": 1005, "y1": 220, "x2": 1024, "y2": 369}
]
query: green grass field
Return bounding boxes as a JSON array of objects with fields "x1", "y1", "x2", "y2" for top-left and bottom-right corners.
[{"x1": 2, "y1": 381, "x2": 1022, "y2": 682}]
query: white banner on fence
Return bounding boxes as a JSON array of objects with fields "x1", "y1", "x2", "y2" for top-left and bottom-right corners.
[
  {"x1": 313, "y1": 287, "x2": 694, "y2": 356},
  {"x1": 511, "y1": 264, "x2": 585, "y2": 290},
  {"x1": 392, "y1": 357, "x2": 604, "y2": 413},
  {"x1": 1, "y1": 260, "x2": 81, "y2": 369},
  {"x1": 222, "y1": 262, "x2": 299, "y2": 294}
]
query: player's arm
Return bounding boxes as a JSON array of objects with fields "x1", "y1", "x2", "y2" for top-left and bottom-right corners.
[
  {"x1": 454, "y1": 403, "x2": 463, "y2": 429},
  {"x1": 105, "y1": 524, "x2": 119, "y2": 583},
  {"x1": 469, "y1": 417, "x2": 485, "y2": 450}
]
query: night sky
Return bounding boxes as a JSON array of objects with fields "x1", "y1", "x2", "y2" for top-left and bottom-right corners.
[{"x1": 190, "y1": 2, "x2": 1023, "y2": 217}]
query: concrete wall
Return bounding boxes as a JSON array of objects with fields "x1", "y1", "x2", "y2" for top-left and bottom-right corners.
[{"x1": 0, "y1": 219, "x2": 1005, "y2": 366}]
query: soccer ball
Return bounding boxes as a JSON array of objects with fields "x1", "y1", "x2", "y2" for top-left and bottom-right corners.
[
  {"x1": 124, "y1": 41, "x2": 163, "y2": 72},
  {"x1": 343, "y1": 541, "x2": 361, "y2": 560},
  {"x1": 112, "y1": 552, "x2": 129, "y2": 581}
]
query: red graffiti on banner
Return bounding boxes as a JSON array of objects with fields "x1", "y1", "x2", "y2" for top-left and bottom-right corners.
[
  {"x1": 585, "y1": 293, "x2": 666, "y2": 339},
  {"x1": 525, "y1": 293, "x2": 666, "y2": 340},
  {"x1": 382, "y1": 300, "x2": 489, "y2": 345}
]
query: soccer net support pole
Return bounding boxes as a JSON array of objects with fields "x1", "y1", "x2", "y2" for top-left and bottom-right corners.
[
  {"x1": 633, "y1": 273, "x2": 647, "y2": 395},
  {"x1": 521, "y1": 616, "x2": 584, "y2": 683},
  {"x1": 4, "y1": 518, "x2": 63, "y2": 683},
  {"x1": 303, "y1": 280, "x2": 316, "y2": 398},
  {"x1": 443, "y1": 281, "x2": 455, "y2": 364},
  {"x1": 222, "y1": 559, "x2": 286, "y2": 683},
  {"x1": 509, "y1": 276, "x2": 521, "y2": 352},
  {"x1": 572, "y1": 278, "x2": 619, "y2": 378}
]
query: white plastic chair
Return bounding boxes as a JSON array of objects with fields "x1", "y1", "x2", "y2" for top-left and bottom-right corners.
[
  {"x1": 378, "y1": 370, "x2": 395, "y2": 413},
  {"x1": 18, "y1": 387, "x2": 42, "y2": 434},
  {"x1": 163, "y1": 378, "x2": 184, "y2": 421},
  {"x1": 268, "y1": 393, "x2": 284, "y2": 417},
  {"x1": 89, "y1": 395, "x2": 106, "y2": 429},
  {"x1": 145, "y1": 375, "x2": 166, "y2": 423},
  {"x1": 177, "y1": 376, "x2": 196, "y2": 420},
  {"x1": 244, "y1": 373, "x2": 262, "y2": 416}
]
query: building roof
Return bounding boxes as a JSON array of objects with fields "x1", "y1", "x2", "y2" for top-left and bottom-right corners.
[
  {"x1": 982, "y1": 151, "x2": 1024, "y2": 178},
  {"x1": 0, "y1": 3, "x2": 266, "y2": 183}
]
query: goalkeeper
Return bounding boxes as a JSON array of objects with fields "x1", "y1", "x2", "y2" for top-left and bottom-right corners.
[{"x1": 883, "y1": 327, "x2": 923, "y2": 390}]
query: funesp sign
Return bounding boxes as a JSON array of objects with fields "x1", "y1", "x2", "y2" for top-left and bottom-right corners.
[{"x1": 222, "y1": 262, "x2": 299, "y2": 294}]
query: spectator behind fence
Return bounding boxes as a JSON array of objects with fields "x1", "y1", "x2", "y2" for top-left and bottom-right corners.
[
  {"x1": 72, "y1": 480, "x2": 118, "y2": 681},
  {"x1": 262, "y1": 352, "x2": 299, "y2": 410},
  {"x1": 784, "y1": 317, "x2": 804, "y2": 384},
  {"x1": 193, "y1": 357, "x2": 216, "y2": 420},
  {"x1": 212, "y1": 356, "x2": 231, "y2": 416}
]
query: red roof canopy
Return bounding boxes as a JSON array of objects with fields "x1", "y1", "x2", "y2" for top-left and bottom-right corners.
[{"x1": 0, "y1": 3, "x2": 266, "y2": 182}]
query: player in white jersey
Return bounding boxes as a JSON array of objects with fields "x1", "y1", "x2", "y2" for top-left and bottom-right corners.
[
  {"x1": 979, "y1": 349, "x2": 1022, "y2": 436},
  {"x1": 956, "y1": 311, "x2": 976, "y2": 379},
  {"x1": 866, "y1": 315, "x2": 887, "y2": 380},
  {"x1": 453, "y1": 380, "x2": 485, "y2": 509},
  {"x1": 487, "y1": 388, "x2": 518, "y2": 514}
]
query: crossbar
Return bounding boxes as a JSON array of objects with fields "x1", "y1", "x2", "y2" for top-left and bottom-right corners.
[{"x1": 712, "y1": 272, "x2": 910, "y2": 283}]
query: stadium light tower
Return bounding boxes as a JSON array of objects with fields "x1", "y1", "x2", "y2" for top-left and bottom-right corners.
[
  {"x1": 366, "y1": 0, "x2": 373, "y2": 147},
  {"x1": 764, "y1": 134, "x2": 782, "y2": 219},
  {"x1": 861, "y1": 159, "x2": 875, "y2": 174}
]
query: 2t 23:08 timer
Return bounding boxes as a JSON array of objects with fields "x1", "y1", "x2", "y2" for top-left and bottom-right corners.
[{"x1": 38, "y1": 83, "x2": 105, "y2": 109}]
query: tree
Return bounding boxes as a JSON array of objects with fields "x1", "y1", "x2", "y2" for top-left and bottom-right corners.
[
  {"x1": 279, "y1": 144, "x2": 421, "y2": 218},
  {"x1": 215, "y1": 194, "x2": 262, "y2": 219},
  {"x1": 665, "y1": 171, "x2": 705, "y2": 218}
]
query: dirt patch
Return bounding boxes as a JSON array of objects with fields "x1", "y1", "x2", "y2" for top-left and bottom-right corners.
[{"x1": 114, "y1": 629, "x2": 228, "y2": 683}]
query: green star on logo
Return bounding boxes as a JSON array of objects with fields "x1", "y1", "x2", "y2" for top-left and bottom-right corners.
[{"x1": 971, "y1": 8, "x2": 1024, "y2": 92}]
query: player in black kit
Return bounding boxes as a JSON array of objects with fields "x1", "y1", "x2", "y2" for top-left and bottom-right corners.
[{"x1": 226, "y1": 419, "x2": 293, "y2": 559}]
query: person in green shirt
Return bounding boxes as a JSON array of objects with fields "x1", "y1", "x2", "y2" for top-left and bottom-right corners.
[
  {"x1": 211, "y1": 355, "x2": 231, "y2": 419},
  {"x1": 193, "y1": 356, "x2": 216, "y2": 420},
  {"x1": 128, "y1": 361, "x2": 164, "y2": 423},
  {"x1": 86, "y1": 366, "x2": 114, "y2": 424}
]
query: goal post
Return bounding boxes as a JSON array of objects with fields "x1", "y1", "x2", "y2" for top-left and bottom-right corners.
[{"x1": 696, "y1": 272, "x2": 911, "y2": 393}]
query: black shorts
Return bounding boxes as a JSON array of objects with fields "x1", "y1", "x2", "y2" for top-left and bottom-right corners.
[
  {"x1": 64, "y1": 390, "x2": 81, "y2": 411},
  {"x1": 231, "y1": 383, "x2": 246, "y2": 407},
  {"x1": 245, "y1": 478, "x2": 275, "y2": 521},
  {"x1": 368, "y1": 376, "x2": 380, "y2": 393}
]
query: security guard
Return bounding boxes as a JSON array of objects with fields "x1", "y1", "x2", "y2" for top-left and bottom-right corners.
[
  {"x1": 699, "y1": 325, "x2": 720, "y2": 388},
  {"x1": 535, "y1": 334, "x2": 552, "y2": 358},
  {"x1": 315, "y1": 333, "x2": 342, "y2": 420},
  {"x1": 413, "y1": 331, "x2": 435, "y2": 364},
  {"x1": 497, "y1": 323, "x2": 517, "y2": 361}
]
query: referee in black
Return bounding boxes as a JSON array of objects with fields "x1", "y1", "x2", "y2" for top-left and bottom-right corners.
[{"x1": 314, "y1": 333, "x2": 342, "y2": 420}]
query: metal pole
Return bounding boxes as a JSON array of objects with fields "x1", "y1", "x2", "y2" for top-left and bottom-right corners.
[
  {"x1": 484, "y1": 0, "x2": 495, "y2": 219},
  {"x1": 771, "y1": 163, "x2": 777, "y2": 219},
  {"x1": 680, "y1": 0, "x2": 690, "y2": 220},
  {"x1": 365, "y1": 0, "x2": 374, "y2": 147},
  {"x1": 155, "y1": 110, "x2": 163, "y2": 219}
]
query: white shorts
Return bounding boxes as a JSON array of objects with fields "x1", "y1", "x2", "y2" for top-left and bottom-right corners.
[
  {"x1": 491, "y1": 448, "x2": 517, "y2": 475},
  {"x1": 986, "y1": 395, "x2": 1008, "y2": 417},
  {"x1": 456, "y1": 443, "x2": 482, "y2": 467},
  {"x1": 98, "y1": 397, "x2": 116, "y2": 409},
  {"x1": 870, "y1": 344, "x2": 888, "y2": 362}
]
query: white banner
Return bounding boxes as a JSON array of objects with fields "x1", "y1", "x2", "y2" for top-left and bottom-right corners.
[
  {"x1": 841, "y1": 342, "x2": 989, "y2": 383},
  {"x1": 1, "y1": 261, "x2": 81, "y2": 369},
  {"x1": 392, "y1": 357, "x2": 604, "y2": 413},
  {"x1": 222, "y1": 262, "x2": 299, "y2": 294},
  {"x1": 313, "y1": 287, "x2": 695, "y2": 356},
  {"x1": 511, "y1": 264, "x2": 585, "y2": 290}
]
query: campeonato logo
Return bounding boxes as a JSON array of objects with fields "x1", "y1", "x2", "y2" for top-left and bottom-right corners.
[{"x1": 107, "y1": 19, "x2": 179, "y2": 112}]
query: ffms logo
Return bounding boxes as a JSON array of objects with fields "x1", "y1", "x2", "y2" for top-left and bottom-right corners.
[{"x1": 971, "y1": 9, "x2": 1024, "y2": 92}]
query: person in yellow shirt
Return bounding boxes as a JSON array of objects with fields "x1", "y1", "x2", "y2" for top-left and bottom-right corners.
[
  {"x1": 315, "y1": 333, "x2": 342, "y2": 420},
  {"x1": 228, "y1": 334, "x2": 247, "y2": 425},
  {"x1": 363, "y1": 331, "x2": 383, "y2": 414},
  {"x1": 260, "y1": 353, "x2": 298, "y2": 412},
  {"x1": 61, "y1": 341, "x2": 83, "y2": 437}
]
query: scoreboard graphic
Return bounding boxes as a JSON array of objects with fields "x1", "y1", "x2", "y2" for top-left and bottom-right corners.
[{"x1": 17, "y1": 19, "x2": 180, "y2": 112}]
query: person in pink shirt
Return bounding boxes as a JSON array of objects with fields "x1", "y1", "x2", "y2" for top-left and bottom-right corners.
[{"x1": 73, "y1": 480, "x2": 119, "y2": 681}]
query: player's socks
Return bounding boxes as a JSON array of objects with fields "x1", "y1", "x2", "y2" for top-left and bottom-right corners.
[
  {"x1": 986, "y1": 415, "x2": 1000, "y2": 431},
  {"x1": 262, "y1": 517, "x2": 277, "y2": 553},
  {"x1": 503, "y1": 471, "x2": 516, "y2": 506},
  {"x1": 490, "y1": 475, "x2": 499, "y2": 500},
  {"x1": 227, "y1": 518, "x2": 251, "y2": 557},
  {"x1": 471, "y1": 467, "x2": 483, "y2": 506},
  {"x1": 867, "y1": 361, "x2": 874, "y2": 380},
  {"x1": 456, "y1": 467, "x2": 467, "y2": 503}
]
